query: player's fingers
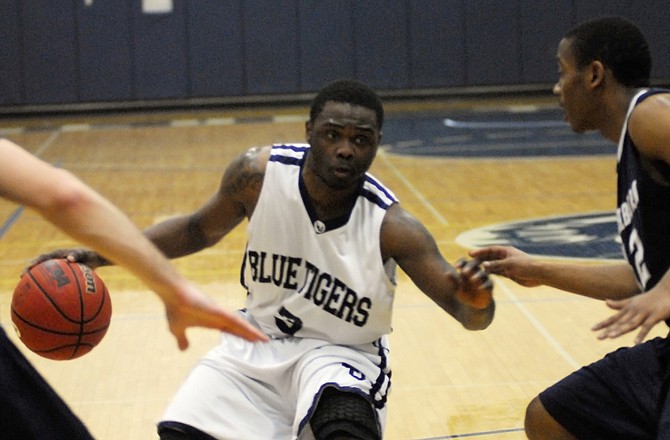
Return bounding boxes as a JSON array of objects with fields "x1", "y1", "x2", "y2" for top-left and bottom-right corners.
[
  {"x1": 25, "y1": 255, "x2": 57, "y2": 273},
  {"x1": 478, "y1": 274, "x2": 494, "y2": 292},
  {"x1": 178, "y1": 291, "x2": 269, "y2": 343},
  {"x1": 175, "y1": 331, "x2": 189, "y2": 351},
  {"x1": 209, "y1": 311, "x2": 268, "y2": 342},
  {"x1": 454, "y1": 258, "x2": 467, "y2": 270},
  {"x1": 459, "y1": 258, "x2": 483, "y2": 275},
  {"x1": 193, "y1": 310, "x2": 266, "y2": 342},
  {"x1": 23, "y1": 255, "x2": 70, "y2": 276},
  {"x1": 635, "y1": 322, "x2": 654, "y2": 345},
  {"x1": 462, "y1": 264, "x2": 491, "y2": 288},
  {"x1": 595, "y1": 311, "x2": 643, "y2": 339},
  {"x1": 229, "y1": 321, "x2": 268, "y2": 342},
  {"x1": 468, "y1": 247, "x2": 505, "y2": 261},
  {"x1": 479, "y1": 260, "x2": 503, "y2": 275},
  {"x1": 591, "y1": 310, "x2": 625, "y2": 331}
]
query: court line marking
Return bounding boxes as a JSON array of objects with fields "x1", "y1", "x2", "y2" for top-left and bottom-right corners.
[
  {"x1": 417, "y1": 427, "x2": 524, "y2": 439},
  {"x1": 444, "y1": 118, "x2": 566, "y2": 129},
  {"x1": 388, "y1": 138, "x2": 609, "y2": 156},
  {"x1": 33, "y1": 130, "x2": 60, "y2": 157},
  {"x1": 496, "y1": 279, "x2": 580, "y2": 369},
  {"x1": 377, "y1": 148, "x2": 449, "y2": 225},
  {"x1": 0, "y1": 114, "x2": 305, "y2": 135},
  {"x1": 0, "y1": 206, "x2": 25, "y2": 239},
  {"x1": 0, "y1": 131, "x2": 61, "y2": 239}
]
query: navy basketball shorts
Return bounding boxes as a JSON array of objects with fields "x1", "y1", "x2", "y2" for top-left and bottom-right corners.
[
  {"x1": 540, "y1": 335, "x2": 670, "y2": 440},
  {"x1": 0, "y1": 326, "x2": 94, "y2": 440}
]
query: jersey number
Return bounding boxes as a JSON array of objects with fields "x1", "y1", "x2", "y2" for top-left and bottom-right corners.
[
  {"x1": 628, "y1": 228, "x2": 651, "y2": 287},
  {"x1": 341, "y1": 362, "x2": 366, "y2": 381},
  {"x1": 275, "y1": 306, "x2": 303, "y2": 335}
]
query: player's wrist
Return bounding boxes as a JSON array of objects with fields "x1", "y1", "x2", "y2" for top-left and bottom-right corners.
[{"x1": 91, "y1": 251, "x2": 111, "y2": 268}]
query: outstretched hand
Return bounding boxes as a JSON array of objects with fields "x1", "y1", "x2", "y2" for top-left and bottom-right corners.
[
  {"x1": 163, "y1": 282, "x2": 268, "y2": 350},
  {"x1": 26, "y1": 250, "x2": 268, "y2": 349},
  {"x1": 592, "y1": 287, "x2": 670, "y2": 344},
  {"x1": 468, "y1": 245, "x2": 542, "y2": 287},
  {"x1": 453, "y1": 258, "x2": 494, "y2": 309}
]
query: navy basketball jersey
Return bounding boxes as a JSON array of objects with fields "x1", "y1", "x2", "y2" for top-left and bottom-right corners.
[
  {"x1": 616, "y1": 88, "x2": 670, "y2": 291},
  {"x1": 241, "y1": 144, "x2": 399, "y2": 345}
]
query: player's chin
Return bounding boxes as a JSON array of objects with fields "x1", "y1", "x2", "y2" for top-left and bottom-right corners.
[
  {"x1": 564, "y1": 116, "x2": 589, "y2": 134},
  {"x1": 327, "y1": 172, "x2": 358, "y2": 189},
  {"x1": 571, "y1": 125, "x2": 588, "y2": 134}
]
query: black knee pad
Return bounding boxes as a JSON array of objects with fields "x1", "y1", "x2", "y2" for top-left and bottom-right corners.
[
  {"x1": 157, "y1": 421, "x2": 217, "y2": 440},
  {"x1": 310, "y1": 387, "x2": 382, "y2": 440}
]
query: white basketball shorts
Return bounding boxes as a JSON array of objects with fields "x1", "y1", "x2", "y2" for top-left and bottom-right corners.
[{"x1": 160, "y1": 311, "x2": 392, "y2": 440}]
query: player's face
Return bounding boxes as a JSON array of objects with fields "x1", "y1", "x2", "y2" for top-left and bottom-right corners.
[
  {"x1": 553, "y1": 38, "x2": 599, "y2": 134},
  {"x1": 306, "y1": 101, "x2": 380, "y2": 190}
]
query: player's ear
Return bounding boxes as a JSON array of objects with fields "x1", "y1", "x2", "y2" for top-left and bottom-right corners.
[
  {"x1": 305, "y1": 121, "x2": 313, "y2": 142},
  {"x1": 589, "y1": 60, "x2": 606, "y2": 89}
]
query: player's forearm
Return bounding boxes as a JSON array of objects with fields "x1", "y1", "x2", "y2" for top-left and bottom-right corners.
[
  {"x1": 37, "y1": 167, "x2": 210, "y2": 263},
  {"x1": 143, "y1": 214, "x2": 212, "y2": 259},
  {"x1": 2, "y1": 139, "x2": 192, "y2": 304},
  {"x1": 39, "y1": 181, "x2": 194, "y2": 301},
  {"x1": 431, "y1": 279, "x2": 495, "y2": 331},
  {"x1": 534, "y1": 261, "x2": 640, "y2": 300}
]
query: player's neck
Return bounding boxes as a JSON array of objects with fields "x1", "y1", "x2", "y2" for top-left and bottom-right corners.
[
  {"x1": 599, "y1": 86, "x2": 640, "y2": 143},
  {"x1": 303, "y1": 174, "x2": 360, "y2": 220}
]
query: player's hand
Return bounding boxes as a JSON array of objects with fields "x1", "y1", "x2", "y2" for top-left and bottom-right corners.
[
  {"x1": 453, "y1": 258, "x2": 493, "y2": 309},
  {"x1": 28, "y1": 248, "x2": 107, "y2": 271},
  {"x1": 592, "y1": 287, "x2": 670, "y2": 344},
  {"x1": 468, "y1": 246, "x2": 542, "y2": 287},
  {"x1": 163, "y1": 282, "x2": 269, "y2": 350}
]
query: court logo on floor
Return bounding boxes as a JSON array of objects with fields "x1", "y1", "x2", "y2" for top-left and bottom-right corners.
[{"x1": 456, "y1": 211, "x2": 622, "y2": 261}]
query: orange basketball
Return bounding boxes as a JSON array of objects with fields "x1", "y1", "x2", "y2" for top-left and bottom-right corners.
[{"x1": 11, "y1": 259, "x2": 112, "y2": 360}]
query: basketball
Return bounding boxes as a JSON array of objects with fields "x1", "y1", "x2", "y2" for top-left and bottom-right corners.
[{"x1": 11, "y1": 259, "x2": 112, "y2": 360}]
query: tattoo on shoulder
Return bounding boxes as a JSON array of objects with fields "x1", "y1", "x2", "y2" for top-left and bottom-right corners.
[{"x1": 224, "y1": 148, "x2": 265, "y2": 195}]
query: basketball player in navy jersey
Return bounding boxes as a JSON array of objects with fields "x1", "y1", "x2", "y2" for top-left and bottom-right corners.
[
  {"x1": 470, "y1": 17, "x2": 670, "y2": 439},
  {"x1": 43, "y1": 79, "x2": 495, "y2": 439}
]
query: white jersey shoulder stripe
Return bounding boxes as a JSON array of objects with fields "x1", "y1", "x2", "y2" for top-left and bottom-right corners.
[
  {"x1": 363, "y1": 174, "x2": 397, "y2": 209},
  {"x1": 269, "y1": 143, "x2": 309, "y2": 163}
]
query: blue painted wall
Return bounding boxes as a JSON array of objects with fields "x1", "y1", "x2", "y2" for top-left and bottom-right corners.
[{"x1": 1, "y1": 0, "x2": 668, "y2": 108}]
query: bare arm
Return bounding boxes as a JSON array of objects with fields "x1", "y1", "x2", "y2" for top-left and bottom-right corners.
[
  {"x1": 628, "y1": 94, "x2": 670, "y2": 165},
  {"x1": 381, "y1": 204, "x2": 494, "y2": 330},
  {"x1": 39, "y1": 146, "x2": 271, "y2": 266},
  {"x1": 0, "y1": 138, "x2": 267, "y2": 347},
  {"x1": 144, "y1": 146, "x2": 270, "y2": 258},
  {"x1": 469, "y1": 246, "x2": 640, "y2": 300}
]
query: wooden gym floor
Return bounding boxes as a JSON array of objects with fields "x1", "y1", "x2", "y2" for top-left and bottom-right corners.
[{"x1": 0, "y1": 95, "x2": 666, "y2": 439}]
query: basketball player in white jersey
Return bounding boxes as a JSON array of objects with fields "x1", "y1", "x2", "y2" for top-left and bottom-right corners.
[{"x1": 47, "y1": 79, "x2": 495, "y2": 439}]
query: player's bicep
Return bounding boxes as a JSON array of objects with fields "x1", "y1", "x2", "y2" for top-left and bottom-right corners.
[
  {"x1": 198, "y1": 147, "x2": 269, "y2": 240},
  {"x1": 629, "y1": 96, "x2": 670, "y2": 165}
]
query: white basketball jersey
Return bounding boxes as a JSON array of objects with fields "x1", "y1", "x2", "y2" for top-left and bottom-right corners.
[{"x1": 241, "y1": 144, "x2": 398, "y2": 345}]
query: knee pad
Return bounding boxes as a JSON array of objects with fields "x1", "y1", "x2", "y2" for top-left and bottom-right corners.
[
  {"x1": 310, "y1": 387, "x2": 381, "y2": 440},
  {"x1": 157, "y1": 421, "x2": 217, "y2": 440}
]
